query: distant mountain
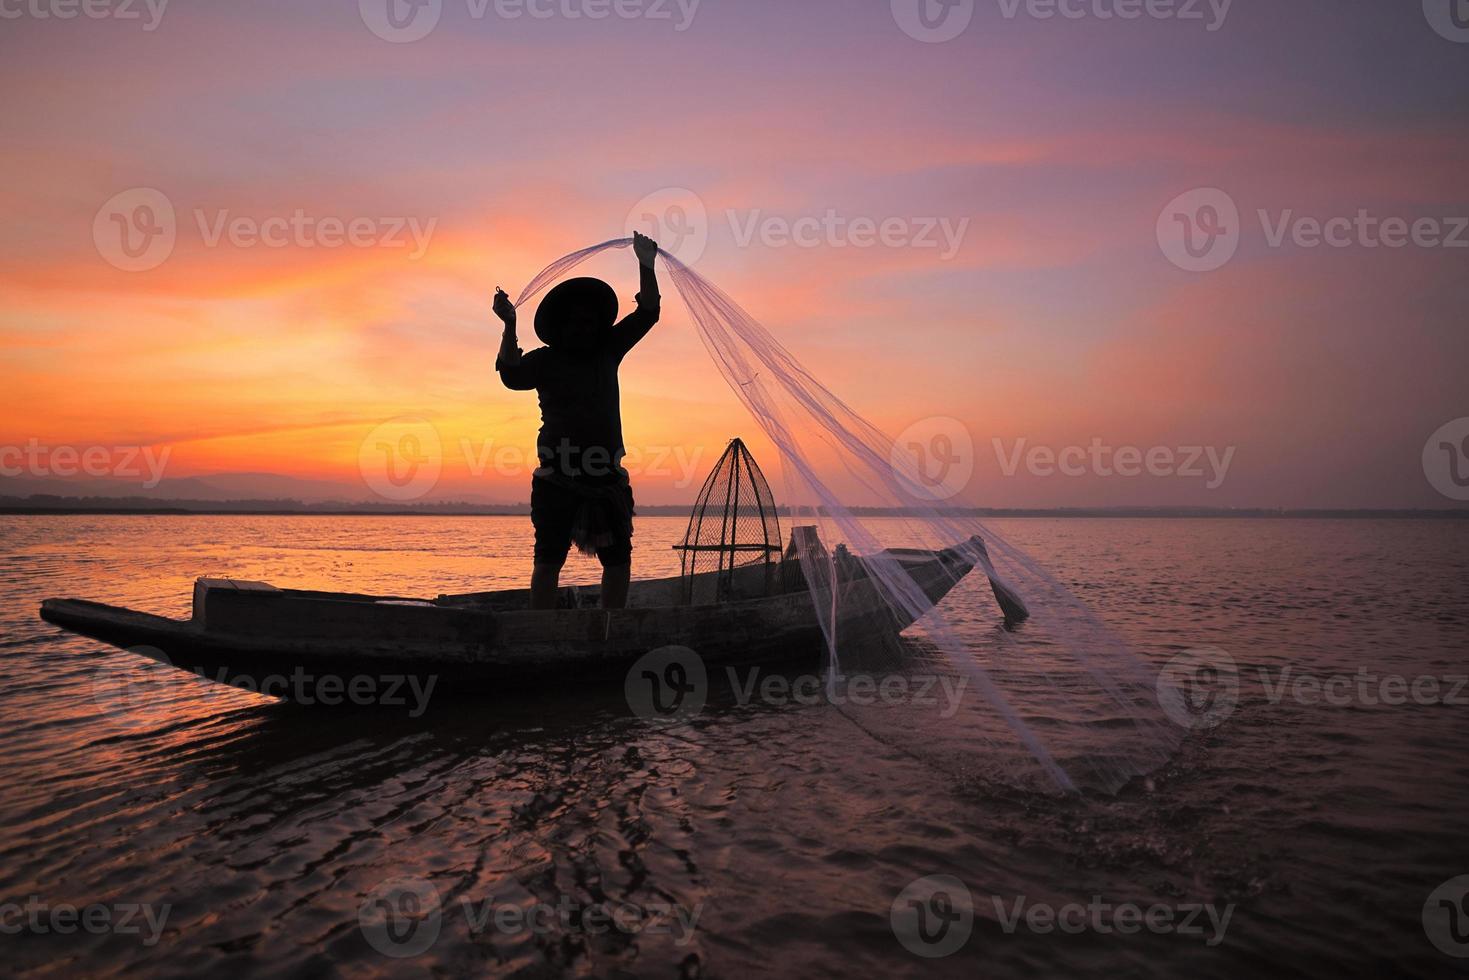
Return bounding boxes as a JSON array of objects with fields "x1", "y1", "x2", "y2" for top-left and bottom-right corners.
[
  {"x1": 0, "y1": 474, "x2": 218, "y2": 501},
  {"x1": 188, "y1": 472, "x2": 371, "y2": 502},
  {"x1": 3, "y1": 487, "x2": 1464, "y2": 520}
]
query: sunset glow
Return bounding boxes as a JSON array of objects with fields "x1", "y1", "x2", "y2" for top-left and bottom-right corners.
[{"x1": 3, "y1": 1, "x2": 1466, "y2": 507}]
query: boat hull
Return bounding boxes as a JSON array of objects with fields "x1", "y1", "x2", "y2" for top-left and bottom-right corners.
[{"x1": 39, "y1": 537, "x2": 984, "y2": 702}]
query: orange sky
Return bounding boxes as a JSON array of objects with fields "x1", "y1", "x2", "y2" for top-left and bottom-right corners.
[{"x1": 2, "y1": 2, "x2": 1466, "y2": 508}]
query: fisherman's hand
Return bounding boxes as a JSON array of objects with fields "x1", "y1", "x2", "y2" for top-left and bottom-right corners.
[
  {"x1": 493, "y1": 288, "x2": 516, "y2": 326},
  {"x1": 632, "y1": 231, "x2": 659, "y2": 267}
]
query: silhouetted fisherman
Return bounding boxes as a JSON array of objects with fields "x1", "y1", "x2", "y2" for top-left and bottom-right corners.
[{"x1": 494, "y1": 231, "x2": 661, "y2": 610}]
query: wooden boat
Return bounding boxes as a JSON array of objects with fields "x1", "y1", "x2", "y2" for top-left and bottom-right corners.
[{"x1": 37, "y1": 529, "x2": 1006, "y2": 701}]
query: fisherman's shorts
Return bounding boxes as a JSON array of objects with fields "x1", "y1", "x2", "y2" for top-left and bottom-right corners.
[{"x1": 531, "y1": 474, "x2": 635, "y2": 569}]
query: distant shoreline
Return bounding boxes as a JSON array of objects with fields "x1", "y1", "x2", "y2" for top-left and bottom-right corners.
[{"x1": 2, "y1": 498, "x2": 1465, "y2": 519}]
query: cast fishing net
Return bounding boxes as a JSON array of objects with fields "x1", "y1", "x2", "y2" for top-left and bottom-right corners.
[{"x1": 514, "y1": 239, "x2": 1180, "y2": 793}]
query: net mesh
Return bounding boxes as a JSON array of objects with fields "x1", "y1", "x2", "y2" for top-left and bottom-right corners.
[
  {"x1": 512, "y1": 239, "x2": 1182, "y2": 794},
  {"x1": 674, "y1": 438, "x2": 782, "y2": 606}
]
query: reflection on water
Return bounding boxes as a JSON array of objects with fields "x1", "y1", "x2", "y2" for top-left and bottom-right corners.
[{"x1": 1, "y1": 516, "x2": 1466, "y2": 976}]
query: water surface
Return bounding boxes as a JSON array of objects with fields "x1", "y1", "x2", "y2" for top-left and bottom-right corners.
[{"x1": 1, "y1": 516, "x2": 1465, "y2": 977}]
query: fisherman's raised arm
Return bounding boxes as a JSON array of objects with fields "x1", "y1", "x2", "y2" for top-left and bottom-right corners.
[
  {"x1": 611, "y1": 232, "x2": 661, "y2": 358},
  {"x1": 494, "y1": 287, "x2": 537, "y2": 390}
]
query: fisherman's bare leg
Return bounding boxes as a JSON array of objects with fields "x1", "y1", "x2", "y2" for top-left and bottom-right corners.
[
  {"x1": 600, "y1": 564, "x2": 631, "y2": 609},
  {"x1": 531, "y1": 563, "x2": 561, "y2": 610}
]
